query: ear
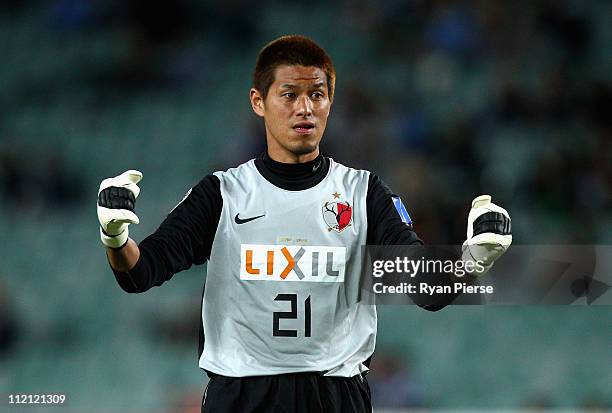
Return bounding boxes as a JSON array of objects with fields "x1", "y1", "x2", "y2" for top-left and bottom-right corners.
[{"x1": 250, "y1": 88, "x2": 265, "y2": 117}]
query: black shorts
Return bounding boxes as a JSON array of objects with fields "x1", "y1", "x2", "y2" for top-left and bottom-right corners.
[{"x1": 201, "y1": 371, "x2": 372, "y2": 413}]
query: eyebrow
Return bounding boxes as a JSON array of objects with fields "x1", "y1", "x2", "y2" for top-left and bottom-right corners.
[{"x1": 279, "y1": 82, "x2": 326, "y2": 89}]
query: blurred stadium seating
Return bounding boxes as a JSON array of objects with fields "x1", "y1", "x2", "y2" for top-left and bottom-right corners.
[{"x1": 1, "y1": 1, "x2": 610, "y2": 412}]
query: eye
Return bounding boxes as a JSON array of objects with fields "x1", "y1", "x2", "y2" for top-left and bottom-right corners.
[
  {"x1": 311, "y1": 92, "x2": 324, "y2": 99},
  {"x1": 282, "y1": 92, "x2": 296, "y2": 99}
]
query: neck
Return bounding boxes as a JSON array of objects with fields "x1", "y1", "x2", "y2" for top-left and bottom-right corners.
[
  {"x1": 266, "y1": 143, "x2": 319, "y2": 164},
  {"x1": 255, "y1": 151, "x2": 328, "y2": 191},
  {"x1": 262, "y1": 151, "x2": 322, "y2": 167}
]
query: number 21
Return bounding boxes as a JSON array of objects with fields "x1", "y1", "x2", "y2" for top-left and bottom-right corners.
[{"x1": 272, "y1": 294, "x2": 311, "y2": 337}]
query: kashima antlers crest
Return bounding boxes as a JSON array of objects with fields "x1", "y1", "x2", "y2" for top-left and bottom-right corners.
[{"x1": 322, "y1": 192, "x2": 353, "y2": 232}]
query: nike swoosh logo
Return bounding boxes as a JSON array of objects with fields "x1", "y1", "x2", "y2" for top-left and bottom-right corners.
[{"x1": 235, "y1": 213, "x2": 265, "y2": 224}]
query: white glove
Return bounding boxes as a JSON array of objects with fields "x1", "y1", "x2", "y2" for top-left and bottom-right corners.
[
  {"x1": 462, "y1": 195, "x2": 512, "y2": 276},
  {"x1": 97, "y1": 170, "x2": 143, "y2": 248}
]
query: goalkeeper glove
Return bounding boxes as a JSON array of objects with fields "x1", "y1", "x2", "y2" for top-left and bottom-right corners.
[
  {"x1": 97, "y1": 170, "x2": 143, "y2": 248},
  {"x1": 462, "y1": 195, "x2": 512, "y2": 276}
]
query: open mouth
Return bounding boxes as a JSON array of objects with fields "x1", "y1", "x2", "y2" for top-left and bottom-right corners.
[{"x1": 293, "y1": 122, "x2": 315, "y2": 134}]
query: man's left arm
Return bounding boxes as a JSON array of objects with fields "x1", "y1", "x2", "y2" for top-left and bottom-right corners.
[
  {"x1": 366, "y1": 173, "x2": 451, "y2": 310},
  {"x1": 365, "y1": 174, "x2": 422, "y2": 246},
  {"x1": 365, "y1": 174, "x2": 512, "y2": 310}
]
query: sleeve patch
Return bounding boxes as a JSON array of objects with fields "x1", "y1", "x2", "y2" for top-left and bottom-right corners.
[{"x1": 392, "y1": 196, "x2": 413, "y2": 225}]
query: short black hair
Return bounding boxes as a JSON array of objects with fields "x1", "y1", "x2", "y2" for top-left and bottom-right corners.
[{"x1": 253, "y1": 35, "x2": 336, "y2": 101}]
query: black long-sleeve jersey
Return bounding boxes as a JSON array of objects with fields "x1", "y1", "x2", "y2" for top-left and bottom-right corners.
[{"x1": 112, "y1": 153, "x2": 428, "y2": 289}]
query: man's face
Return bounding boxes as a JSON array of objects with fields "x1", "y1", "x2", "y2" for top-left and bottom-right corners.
[{"x1": 250, "y1": 65, "x2": 332, "y2": 162}]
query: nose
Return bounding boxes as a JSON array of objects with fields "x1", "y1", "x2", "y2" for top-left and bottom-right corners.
[{"x1": 295, "y1": 96, "x2": 313, "y2": 117}]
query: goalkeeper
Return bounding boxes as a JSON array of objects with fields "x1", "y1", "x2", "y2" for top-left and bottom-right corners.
[{"x1": 97, "y1": 35, "x2": 512, "y2": 413}]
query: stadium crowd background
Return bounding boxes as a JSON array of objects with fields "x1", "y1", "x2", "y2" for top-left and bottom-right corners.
[{"x1": 1, "y1": 0, "x2": 610, "y2": 412}]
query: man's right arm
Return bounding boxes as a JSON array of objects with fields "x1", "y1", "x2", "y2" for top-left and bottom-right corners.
[{"x1": 99, "y1": 173, "x2": 222, "y2": 293}]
